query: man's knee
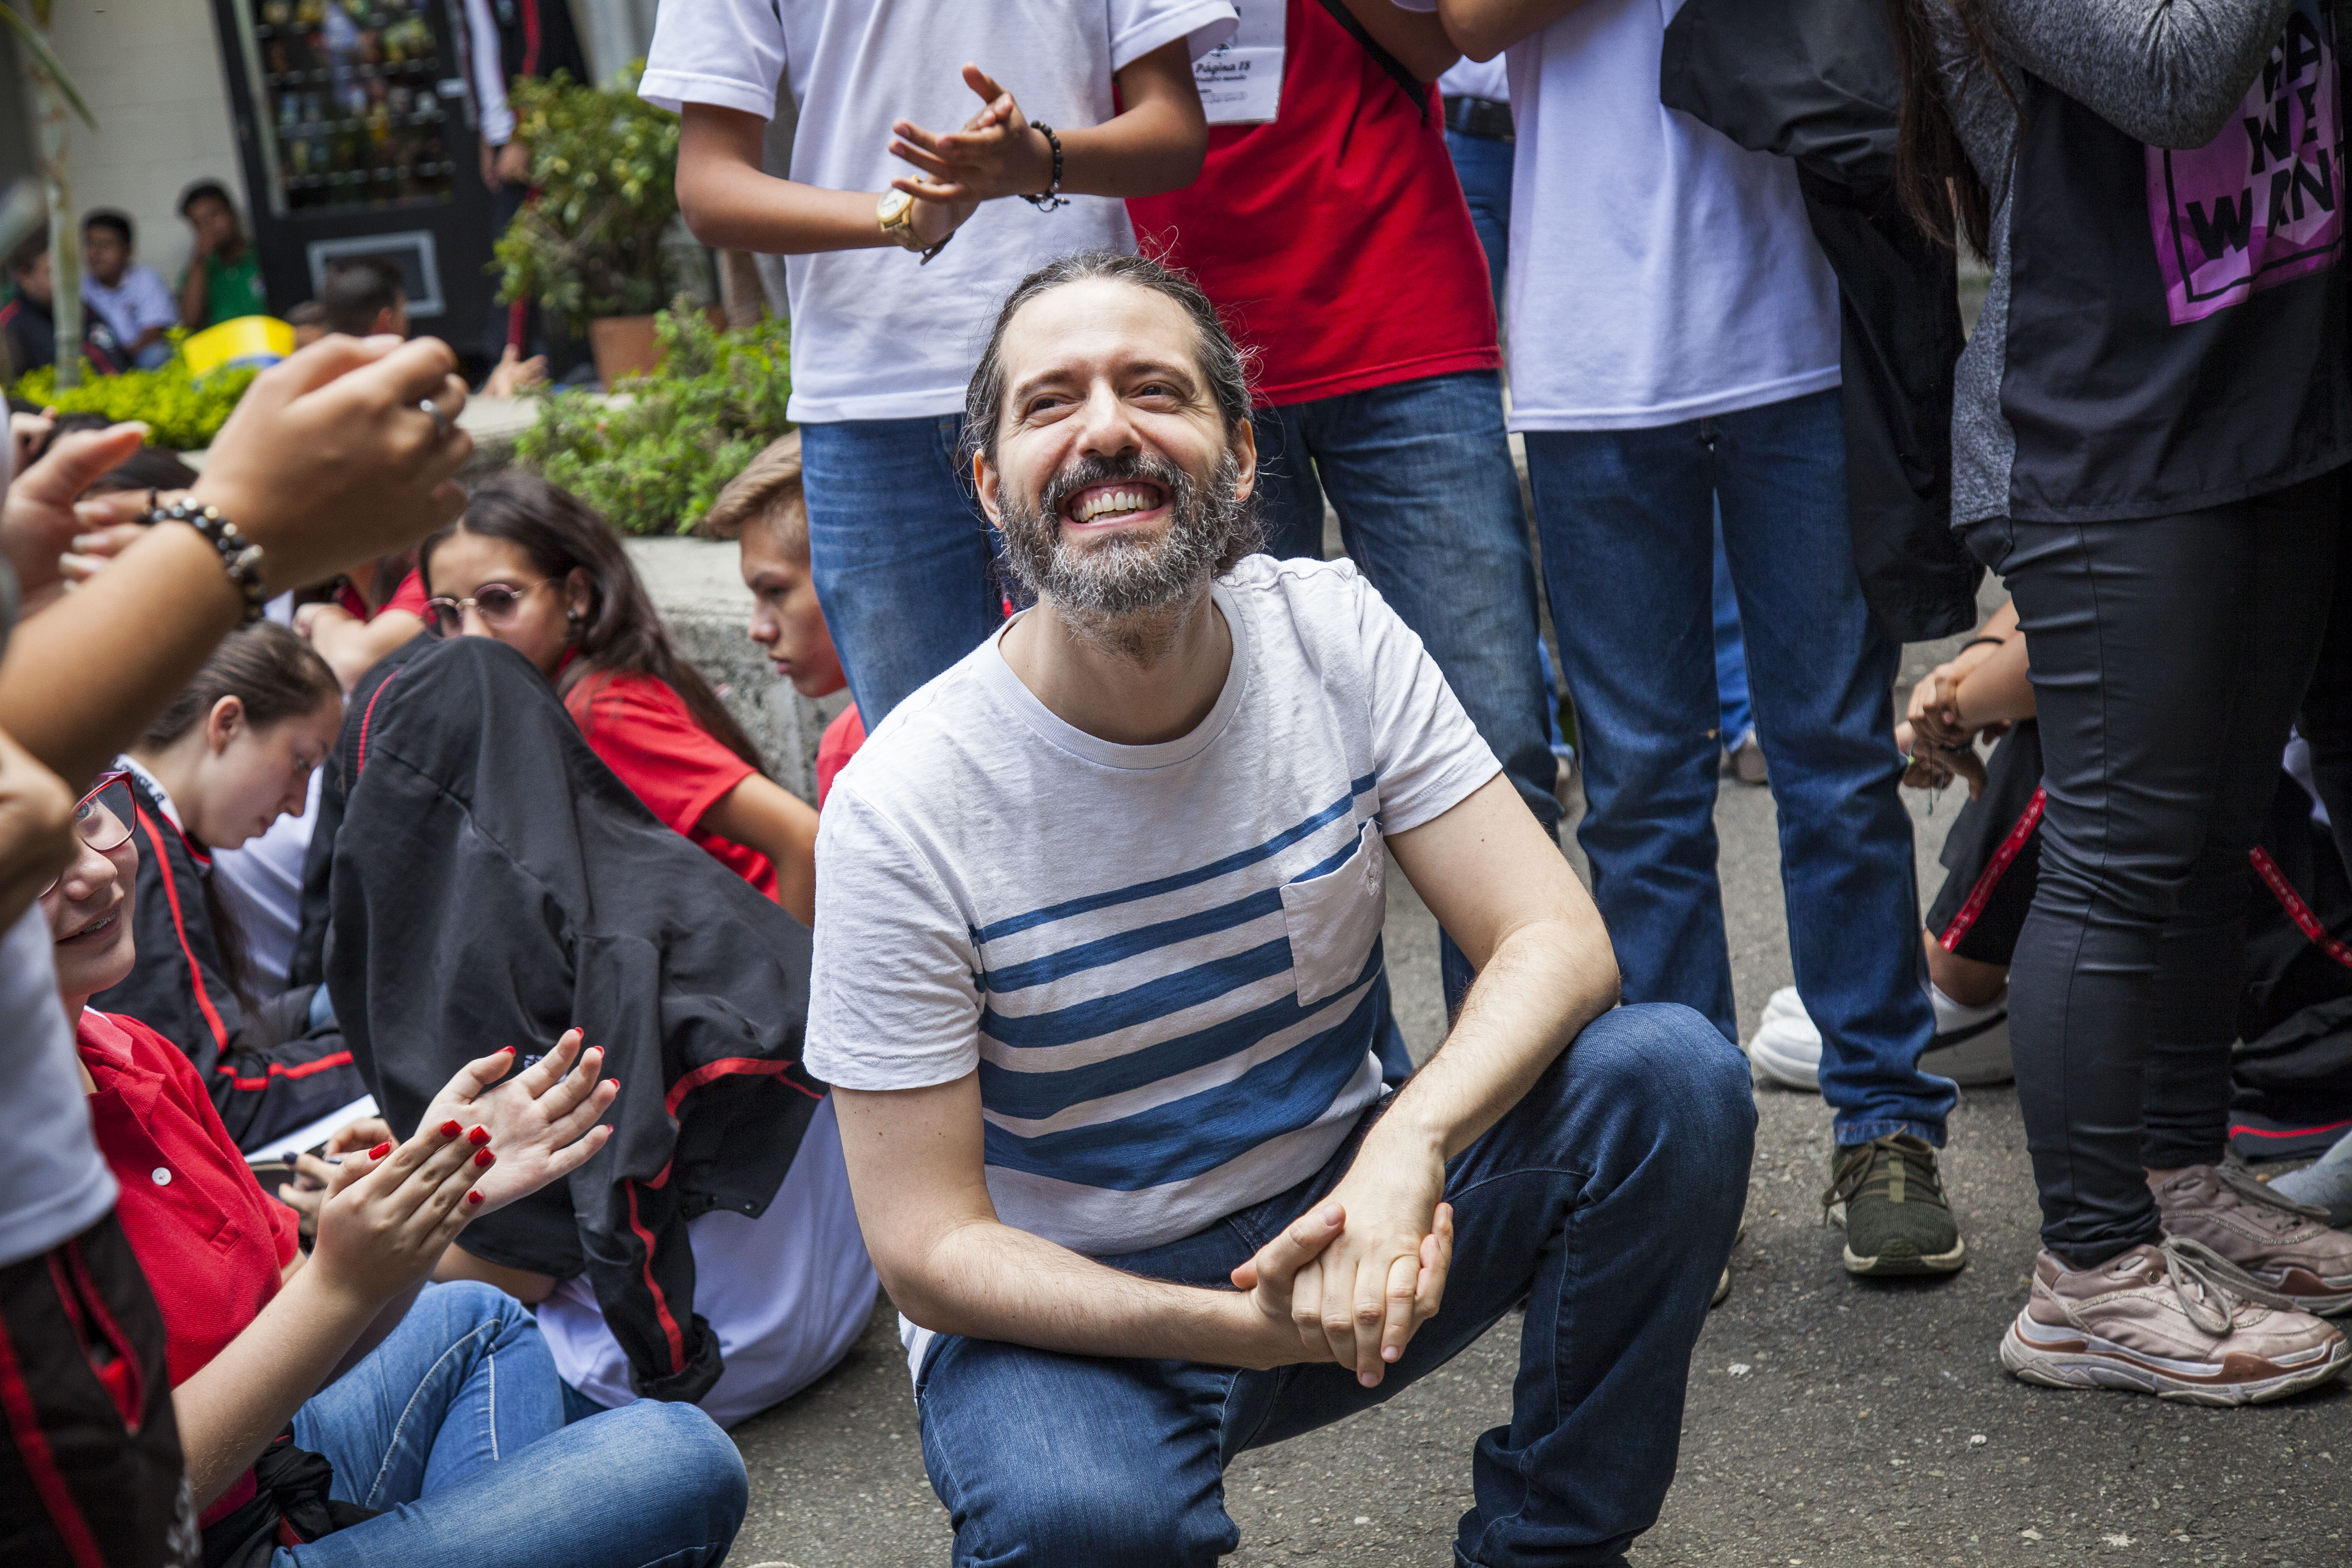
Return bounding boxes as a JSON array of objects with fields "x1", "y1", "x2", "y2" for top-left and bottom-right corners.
[
  {"x1": 1555, "y1": 1003, "x2": 1755, "y2": 1176},
  {"x1": 959, "y1": 1465, "x2": 1233, "y2": 1568}
]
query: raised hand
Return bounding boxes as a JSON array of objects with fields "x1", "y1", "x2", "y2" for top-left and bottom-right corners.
[
  {"x1": 191, "y1": 335, "x2": 473, "y2": 593},
  {"x1": 887, "y1": 64, "x2": 1053, "y2": 207},
  {"x1": 414, "y1": 1028, "x2": 617, "y2": 1216},
  {"x1": 305, "y1": 1120, "x2": 490, "y2": 1308},
  {"x1": 0, "y1": 423, "x2": 149, "y2": 603}
]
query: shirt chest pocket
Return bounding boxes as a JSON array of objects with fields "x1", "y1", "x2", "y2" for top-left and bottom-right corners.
[{"x1": 1279, "y1": 821, "x2": 1387, "y2": 1008}]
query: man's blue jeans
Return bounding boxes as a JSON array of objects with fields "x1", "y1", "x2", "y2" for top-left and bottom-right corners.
[
  {"x1": 279, "y1": 1281, "x2": 747, "y2": 1567},
  {"x1": 1445, "y1": 129, "x2": 1514, "y2": 310},
  {"x1": 1711, "y1": 509, "x2": 1754, "y2": 747},
  {"x1": 802, "y1": 414, "x2": 1007, "y2": 726},
  {"x1": 913, "y1": 1003, "x2": 1752, "y2": 1568},
  {"x1": 1524, "y1": 389, "x2": 1948, "y2": 1146},
  {"x1": 1253, "y1": 371, "x2": 1559, "y2": 1036}
]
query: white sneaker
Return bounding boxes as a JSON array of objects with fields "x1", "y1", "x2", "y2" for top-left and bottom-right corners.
[{"x1": 1744, "y1": 984, "x2": 2014, "y2": 1092}]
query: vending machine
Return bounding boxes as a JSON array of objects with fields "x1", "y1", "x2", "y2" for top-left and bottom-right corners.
[{"x1": 206, "y1": 0, "x2": 498, "y2": 357}]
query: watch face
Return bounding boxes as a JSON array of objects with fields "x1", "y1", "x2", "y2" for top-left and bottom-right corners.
[{"x1": 878, "y1": 188, "x2": 913, "y2": 224}]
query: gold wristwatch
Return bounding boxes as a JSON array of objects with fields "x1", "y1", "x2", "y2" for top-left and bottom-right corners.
[{"x1": 877, "y1": 188, "x2": 950, "y2": 264}]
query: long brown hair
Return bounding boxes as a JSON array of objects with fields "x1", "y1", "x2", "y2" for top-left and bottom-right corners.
[
  {"x1": 137, "y1": 624, "x2": 340, "y2": 1004},
  {"x1": 1885, "y1": 0, "x2": 2014, "y2": 257},
  {"x1": 422, "y1": 473, "x2": 767, "y2": 774}
]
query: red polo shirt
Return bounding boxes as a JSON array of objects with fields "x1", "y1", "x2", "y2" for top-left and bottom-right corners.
[
  {"x1": 564, "y1": 670, "x2": 780, "y2": 900},
  {"x1": 79, "y1": 1007, "x2": 299, "y2": 1524},
  {"x1": 1126, "y1": 0, "x2": 1498, "y2": 406}
]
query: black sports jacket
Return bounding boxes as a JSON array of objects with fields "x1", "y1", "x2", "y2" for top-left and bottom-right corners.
[
  {"x1": 322, "y1": 635, "x2": 822, "y2": 1404},
  {"x1": 90, "y1": 769, "x2": 366, "y2": 1152}
]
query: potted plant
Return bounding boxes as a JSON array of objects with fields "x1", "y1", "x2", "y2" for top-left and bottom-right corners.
[{"x1": 492, "y1": 61, "x2": 689, "y2": 384}]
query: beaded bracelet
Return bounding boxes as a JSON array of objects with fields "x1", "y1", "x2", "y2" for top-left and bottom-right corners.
[
  {"x1": 150, "y1": 498, "x2": 266, "y2": 625},
  {"x1": 1022, "y1": 123, "x2": 1068, "y2": 211}
]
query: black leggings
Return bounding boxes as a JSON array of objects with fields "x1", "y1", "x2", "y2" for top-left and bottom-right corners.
[{"x1": 1964, "y1": 469, "x2": 2342, "y2": 1269}]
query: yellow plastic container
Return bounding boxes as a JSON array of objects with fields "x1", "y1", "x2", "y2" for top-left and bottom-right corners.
[{"x1": 182, "y1": 315, "x2": 295, "y2": 377}]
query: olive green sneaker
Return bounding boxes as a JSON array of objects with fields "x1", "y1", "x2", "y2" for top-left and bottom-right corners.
[{"x1": 1823, "y1": 1133, "x2": 1967, "y2": 1276}]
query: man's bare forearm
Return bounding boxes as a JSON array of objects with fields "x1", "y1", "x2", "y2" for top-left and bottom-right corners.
[
  {"x1": 1432, "y1": 0, "x2": 1599, "y2": 61},
  {"x1": 888, "y1": 1215, "x2": 1283, "y2": 1367},
  {"x1": 1372, "y1": 913, "x2": 1617, "y2": 1165}
]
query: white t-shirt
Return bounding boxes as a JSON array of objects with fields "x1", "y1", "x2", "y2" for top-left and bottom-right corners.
[
  {"x1": 539, "y1": 1095, "x2": 875, "y2": 1428},
  {"x1": 0, "y1": 908, "x2": 118, "y2": 1267},
  {"x1": 1437, "y1": 55, "x2": 1508, "y2": 103},
  {"x1": 808, "y1": 555, "x2": 1497, "y2": 1260},
  {"x1": 641, "y1": 0, "x2": 1238, "y2": 424},
  {"x1": 80, "y1": 264, "x2": 177, "y2": 348},
  {"x1": 1477, "y1": 0, "x2": 1841, "y2": 430}
]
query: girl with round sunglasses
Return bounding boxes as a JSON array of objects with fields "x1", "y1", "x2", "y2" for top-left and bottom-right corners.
[{"x1": 420, "y1": 474, "x2": 820, "y2": 926}]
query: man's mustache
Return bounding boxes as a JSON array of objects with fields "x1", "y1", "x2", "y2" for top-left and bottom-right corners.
[{"x1": 1035, "y1": 452, "x2": 1191, "y2": 522}]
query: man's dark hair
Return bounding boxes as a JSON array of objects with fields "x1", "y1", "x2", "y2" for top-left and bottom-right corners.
[
  {"x1": 7, "y1": 226, "x2": 44, "y2": 278},
  {"x1": 317, "y1": 255, "x2": 405, "y2": 336},
  {"x1": 82, "y1": 209, "x2": 132, "y2": 247},
  {"x1": 284, "y1": 300, "x2": 327, "y2": 329},
  {"x1": 962, "y1": 250, "x2": 1255, "y2": 471},
  {"x1": 176, "y1": 179, "x2": 237, "y2": 218}
]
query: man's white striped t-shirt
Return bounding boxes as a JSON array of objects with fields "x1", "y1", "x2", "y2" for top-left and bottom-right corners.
[{"x1": 807, "y1": 554, "x2": 1499, "y2": 1259}]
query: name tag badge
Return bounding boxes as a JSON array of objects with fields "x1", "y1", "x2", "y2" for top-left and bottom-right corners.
[{"x1": 1197, "y1": 0, "x2": 1285, "y2": 126}]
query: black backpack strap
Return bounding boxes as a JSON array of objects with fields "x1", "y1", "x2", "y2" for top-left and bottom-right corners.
[{"x1": 1315, "y1": 0, "x2": 1431, "y2": 122}]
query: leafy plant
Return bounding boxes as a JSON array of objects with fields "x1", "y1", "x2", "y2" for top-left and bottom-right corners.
[
  {"x1": 516, "y1": 302, "x2": 791, "y2": 536},
  {"x1": 14, "y1": 338, "x2": 256, "y2": 450},
  {"x1": 493, "y1": 62, "x2": 681, "y2": 334}
]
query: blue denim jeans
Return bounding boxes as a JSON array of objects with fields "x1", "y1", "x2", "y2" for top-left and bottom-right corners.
[
  {"x1": 1253, "y1": 371, "x2": 1558, "y2": 1038},
  {"x1": 914, "y1": 1003, "x2": 1752, "y2": 1568},
  {"x1": 1524, "y1": 389, "x2": 1947, "y2": 1147},
  {"x1": 801, "y1": 414, "x2": 1008, "y2": 726},
  {"x1": 1710, "y1": 510, "x2": 1753, "y2": 746},
  {"x1": 1445, "y1": 129, "x2": 1513, "y2": 310},
  {"x1": 278, "y1": 1281, "x2": 746, "y2": 1568}
]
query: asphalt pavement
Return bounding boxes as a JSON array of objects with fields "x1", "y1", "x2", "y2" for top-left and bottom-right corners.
[{"x1": 720, "y1": 616, "x2": 2352, "y2": 1568}]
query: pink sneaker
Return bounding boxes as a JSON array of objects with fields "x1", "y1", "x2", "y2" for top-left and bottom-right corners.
[
  {"x1": 2000, "y1": 1239, "x2": 2348, "y2": 1405},
  {"x1": 2150, "y1": 1163, "x2": 2352, "y2": 1316}
]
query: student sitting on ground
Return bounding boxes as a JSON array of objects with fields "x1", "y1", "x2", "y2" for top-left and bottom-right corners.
[
  {"x1": 80, "y1": 209, "x2": 177, "y2": 370},
  {"x1": 699, "y1": 431, "x2": 865, "y2": 805},
  {"x1": 292, "y1": 551, "x2": 430, "y2": 691},
  {"x1": 315, "y1": 256, "x2": 409, "y2": 339},
  {"x1": 42, "y1": 773, "x2": 750, "y2": 1561},
  {"x1": 91, "y1": 624, "x2": 370, "y2": 1150},
  {"x1": 422, "y1": 473, "x2": 820, "y2": 924},
  {"x1": 176, "y1": 180, "x2": 266, "y2": 330}
]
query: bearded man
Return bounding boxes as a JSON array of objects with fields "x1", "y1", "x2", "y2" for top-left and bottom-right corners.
[{"x1": 807, "y1": 251, "x2": 1752, "y2": 1567}]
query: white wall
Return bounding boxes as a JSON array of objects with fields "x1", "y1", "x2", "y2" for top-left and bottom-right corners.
[{"x1": 34, "y1": 0, "x2": 249, "y2": 292}]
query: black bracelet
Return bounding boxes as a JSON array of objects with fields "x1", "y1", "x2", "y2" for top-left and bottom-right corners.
[
  {"x1": 1958, "y1": 635, "x2": 2006, "y2": 653},
  {"x1": 150, "y1": 498, "x2": 266, "y2": 625},
  {"x1": 1022, "y1": 123, "x2": 1068, "y2": 211}
]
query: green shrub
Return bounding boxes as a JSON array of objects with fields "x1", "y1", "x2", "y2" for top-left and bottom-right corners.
[
  {"x1": 516, "y1": 302, "x2": 791, "y2": 536},
  {"x1": 493, "y1": 62, "x2": 682, "y2": 334},
  {"x1": 13, "y1": 348, "x2": 256, "y2": 451}
]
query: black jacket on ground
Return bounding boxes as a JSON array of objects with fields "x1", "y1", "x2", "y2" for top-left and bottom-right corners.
[
  {"x1": 90, "y1": 769, "x2": 366, "y2": 1152},
  {"x1": 322, "y1": 635, "x2": 822, "y2": 1403},
  {"x1": 1661, "y1": 0, "x2": 1982, "y2": 641}
]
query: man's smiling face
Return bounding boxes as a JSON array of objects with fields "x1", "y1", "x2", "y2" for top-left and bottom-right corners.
[{"x1": 977, "y1": 276, "x2": 1257, "y2": 619}]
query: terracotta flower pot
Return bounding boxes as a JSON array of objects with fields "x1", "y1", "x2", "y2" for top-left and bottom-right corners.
[{"x1": 587, "y1": 306, "x2": 732, "y2": 385}]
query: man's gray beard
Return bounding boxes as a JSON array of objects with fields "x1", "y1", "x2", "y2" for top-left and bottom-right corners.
[{"x1": 998, "y1": 449, "x2": 1251, "y2": 627}]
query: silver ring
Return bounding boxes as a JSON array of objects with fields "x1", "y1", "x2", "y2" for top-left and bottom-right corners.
[{"x1": 418, "y1": 398, "x2": 452, "y2": 441}]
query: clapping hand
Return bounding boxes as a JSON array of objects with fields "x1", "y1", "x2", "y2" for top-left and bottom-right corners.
[
  {"x1": 888, "y1": 64, "x2": 1051, "y2": 209},
  {"x1": 413, "y1": 1029, "x2": 617, "y2": 1216}
]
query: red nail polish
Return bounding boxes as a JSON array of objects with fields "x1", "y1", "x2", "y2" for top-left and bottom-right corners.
[
  {"x1": 474, "y1": 1149, "x2": 495, "y2": 1168},
  {"x1": 439, "y1": 1121, "x2": 462, "y2": 1138},
  {"x1": 498, "y1": 1045, "x2": 516, "y2": 1055},
  {"x1": 368, "y1": 1141, "x2": 392, "y2": 1160},
  {"x1": 467, "y1": 1126, "x2": 490, "y2": 1146},
  {"x1": 466, "y1": 1191, "x2": 484, "y2": 1206}
]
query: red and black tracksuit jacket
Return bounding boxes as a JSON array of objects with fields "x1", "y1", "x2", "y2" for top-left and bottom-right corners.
[
  {"x1": 89, "y1": 771, "x2": 367, "y2": 1154},
  {"x1": 323, "y1": 635, "x2": 823, "y2": 1406}
]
